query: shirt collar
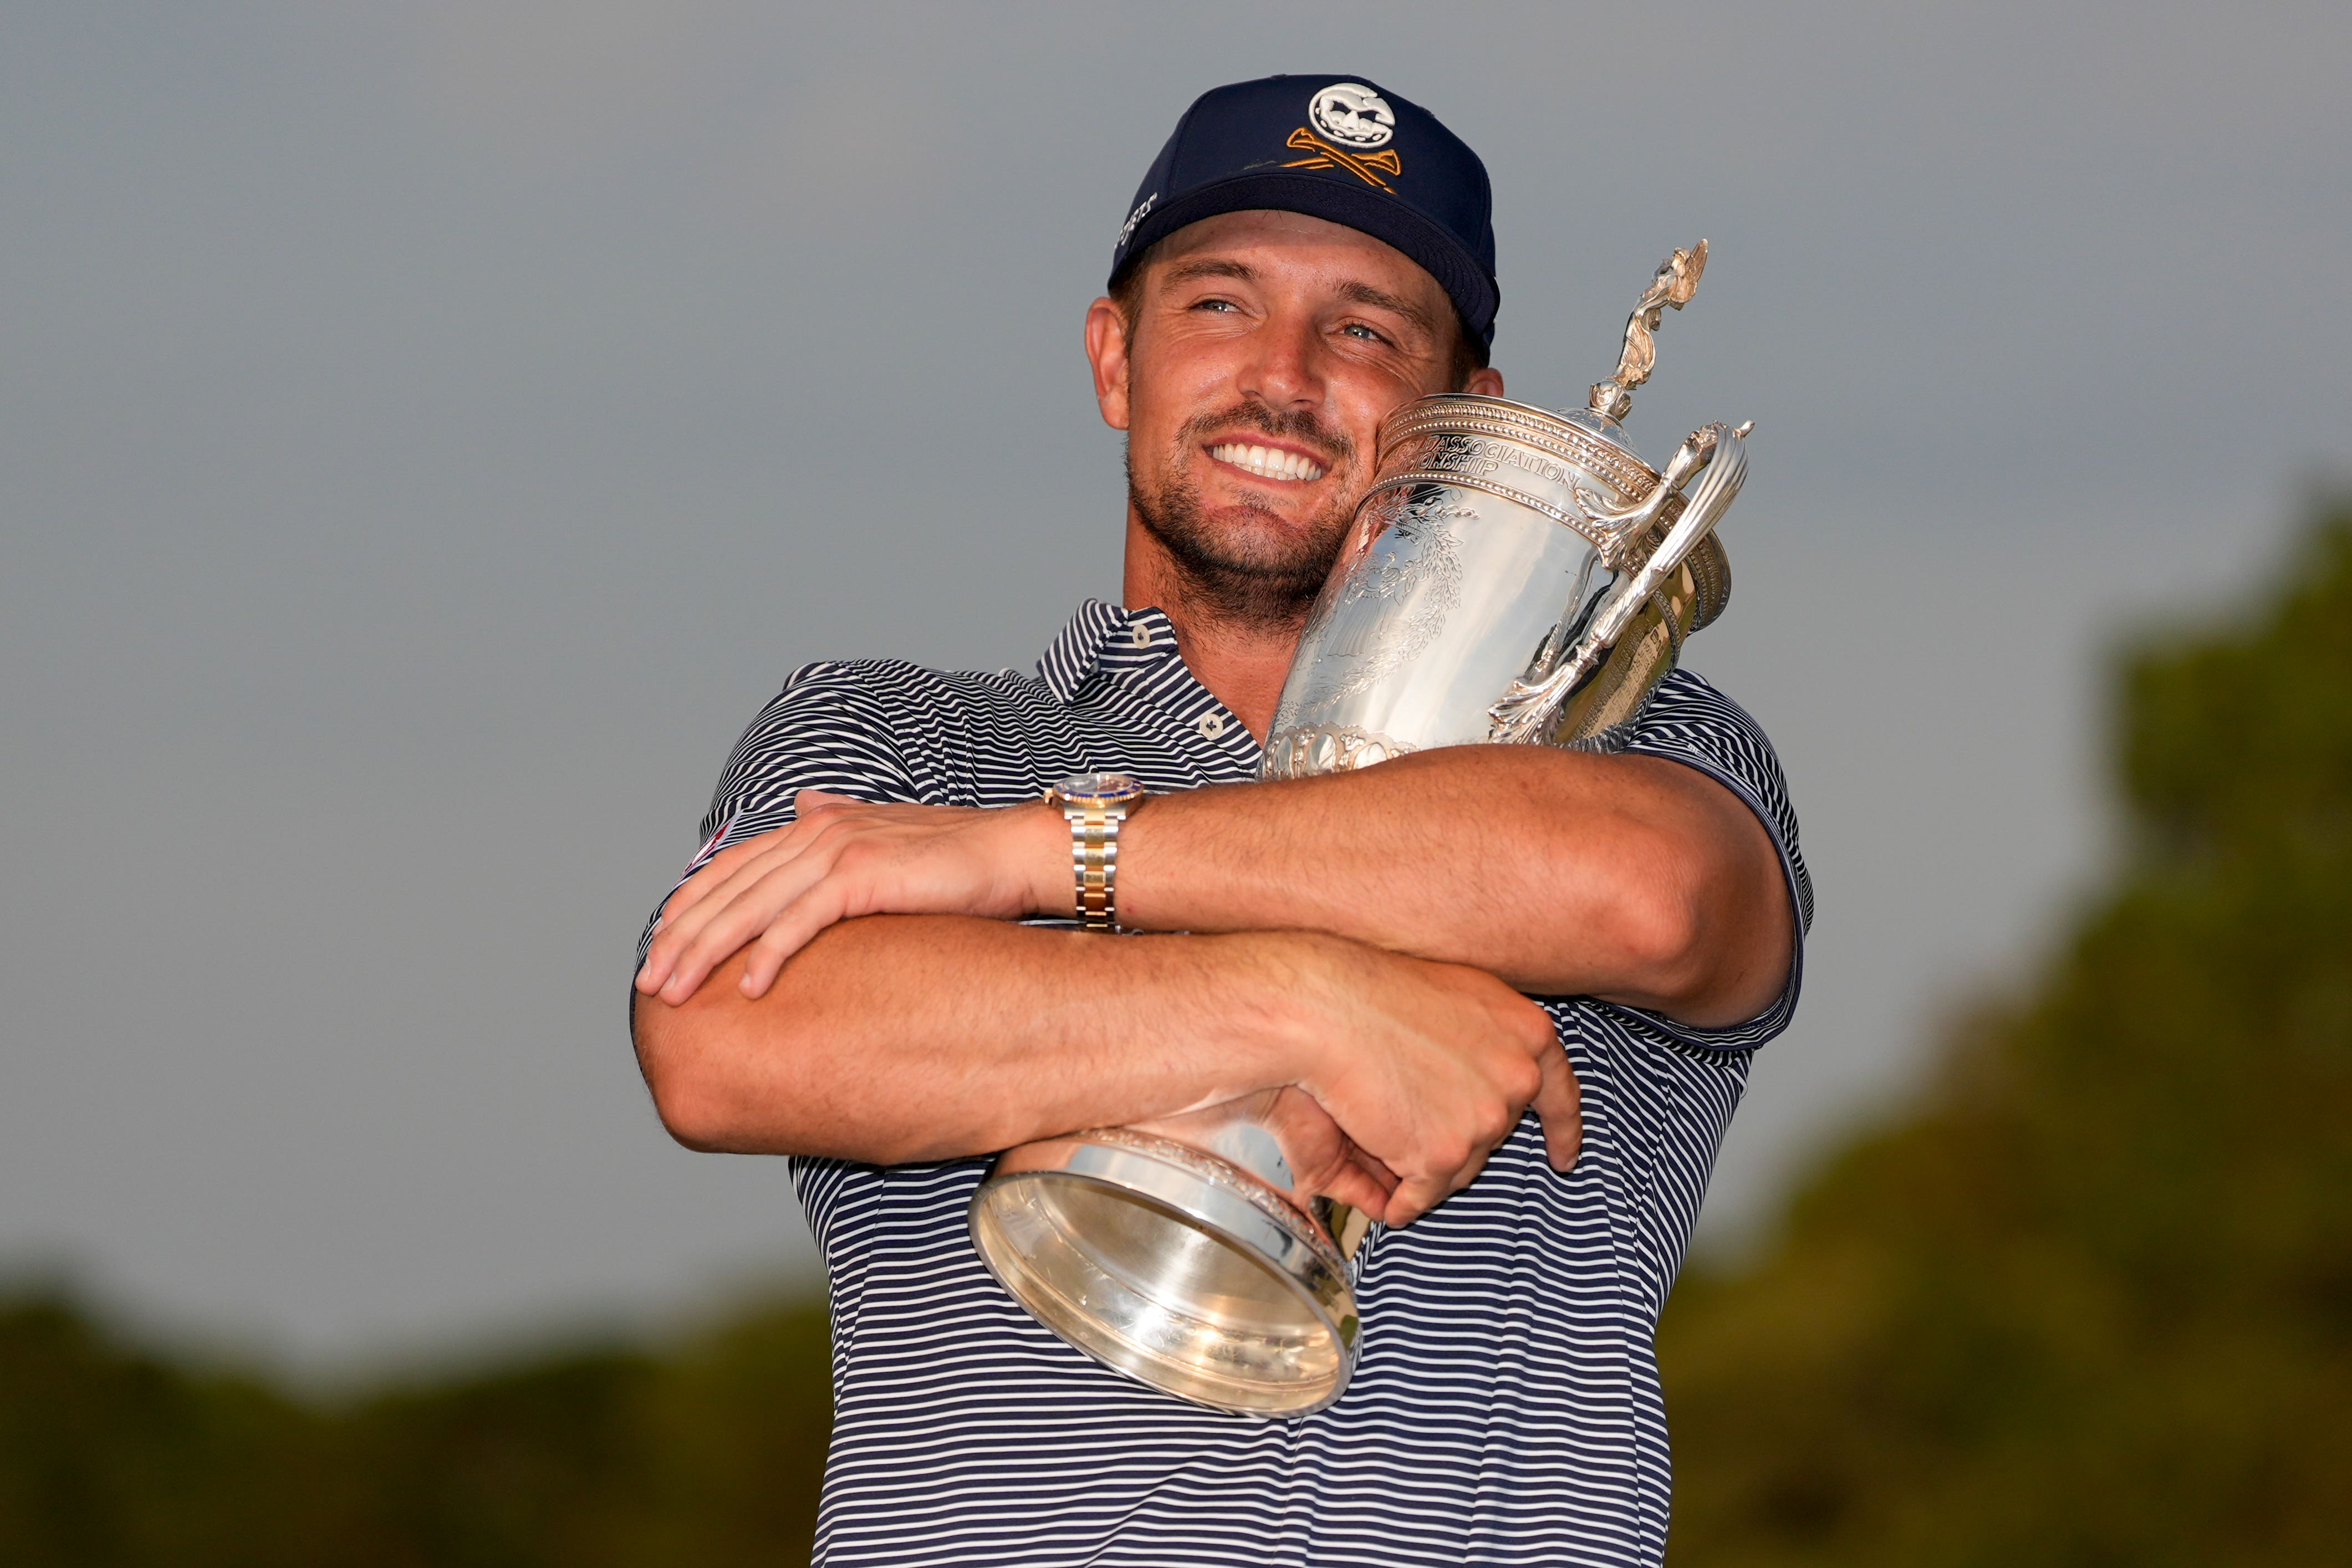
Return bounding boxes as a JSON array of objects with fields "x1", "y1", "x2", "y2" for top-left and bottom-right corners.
[{"x1": 1037, "y1": 599, "x2": 1179, "y2": 705}]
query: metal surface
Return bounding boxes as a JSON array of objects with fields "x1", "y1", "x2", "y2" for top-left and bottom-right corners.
[
  {"x1": 970, "y1": 1121, "x2": 1360, "y2": 1417},
  {"x1": 1588, "y1": 240, "x2": 1707, "y2": 423},
  {"x1": 971, "y1": 241, "x2": 1754, "y2": 1418},
  {"x1": 1486, "y1": 417, "x2": 1745, "y2": 745}
]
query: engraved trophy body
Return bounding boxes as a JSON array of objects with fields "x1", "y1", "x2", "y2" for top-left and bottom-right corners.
[{"x1": 969, "y1": 244, "x2": 1751, "y2": 1418}]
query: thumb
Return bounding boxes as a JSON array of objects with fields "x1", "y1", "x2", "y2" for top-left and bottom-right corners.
[{"x1": 1382, "y1": 1176, "x2": 1446, "y2": 1229}]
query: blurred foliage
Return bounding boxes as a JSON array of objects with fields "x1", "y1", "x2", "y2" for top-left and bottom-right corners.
[
  {"x1": 0, "y1": 1292, "x2": 830, "y2": 1567},
  {"x1": 9, "y1": 503, "x2": 2350, "y2": 1565},
  {"x1": 1661, "y1": 499, "x2": 2352, "y2": 1566}
]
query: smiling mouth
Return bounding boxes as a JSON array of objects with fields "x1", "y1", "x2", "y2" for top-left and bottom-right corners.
[{"x1": 1210, "y1": 442, "x2": 1327, "y2": 483}]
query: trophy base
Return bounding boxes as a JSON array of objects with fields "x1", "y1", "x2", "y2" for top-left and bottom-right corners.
[{"x1": 968, "y1": 1128, "x2": 1359, "y2": 1418}]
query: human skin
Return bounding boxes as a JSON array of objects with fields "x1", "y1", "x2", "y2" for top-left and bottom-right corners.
[{"x1": 631, "y1": 211, "x2": 1792, "y2": 1226}]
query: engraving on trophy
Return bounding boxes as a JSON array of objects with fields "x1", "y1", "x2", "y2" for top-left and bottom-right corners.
[
  {"x1": 1418, "y1": 433, "x2": 1578, "y2": 493},
  {"x1": 1310, "y1": 492, "x2": 1465, "y2": 707},
  {"x1": 1384, "y1": 400, "x2": 1661, "y2": 503}
]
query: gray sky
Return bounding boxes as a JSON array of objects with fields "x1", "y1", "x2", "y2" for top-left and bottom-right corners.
[{"x1": 4, "y1": 1, "x2": 2348, "y2": 1368}]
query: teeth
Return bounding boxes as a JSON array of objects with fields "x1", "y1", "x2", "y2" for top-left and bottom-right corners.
[{"x1": 1211, "y1": 442, "x2": 1326, "y2": 482}]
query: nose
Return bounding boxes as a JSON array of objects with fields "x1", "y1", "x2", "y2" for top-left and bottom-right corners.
[{"x1": 1234, "y1": 308, "x2": 1325, "y2": 414}]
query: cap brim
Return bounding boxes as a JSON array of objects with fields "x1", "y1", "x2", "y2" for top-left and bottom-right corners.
[{"x1": 1111, "y1": 171, "x2": 1497, "y2": 348}]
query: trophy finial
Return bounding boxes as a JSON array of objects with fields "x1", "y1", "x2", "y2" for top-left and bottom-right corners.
[{"x1": 1588, "y1": 239, "x2": 1707, "y2": 423}]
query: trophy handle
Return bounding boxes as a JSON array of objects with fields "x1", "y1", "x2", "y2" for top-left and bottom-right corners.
[{"x1": 1487, "y1": 420, "x2": 1748, "y2": 744}]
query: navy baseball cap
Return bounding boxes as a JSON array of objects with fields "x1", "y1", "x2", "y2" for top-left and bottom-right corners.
[{"x1": 1109, "y1": 75, "x2": 1498, "y2": 350}]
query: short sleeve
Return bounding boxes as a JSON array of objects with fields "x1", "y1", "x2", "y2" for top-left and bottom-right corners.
[
  {"x1": 1609, "y1": 667, "x2": 1814, "y2": 1052},
  {"x1": 635, "y1": 661, "x2": 923, "y2": 964}
]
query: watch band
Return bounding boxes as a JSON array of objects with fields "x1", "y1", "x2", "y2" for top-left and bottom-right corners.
[
  {"x1": 1047, "y1": 773, "x2": 1145, "y2": 933},
  {"x1": 1067, "y1": 801, "x2": 1123, "y2": 933}
]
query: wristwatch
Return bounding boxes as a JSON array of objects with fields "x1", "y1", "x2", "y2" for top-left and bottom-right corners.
[{"x1": 1044, "y1": 772, "x2": 1147, "y2": 932}]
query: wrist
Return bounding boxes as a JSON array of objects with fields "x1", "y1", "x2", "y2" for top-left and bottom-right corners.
[
  {"x1": 1230, "y1": 928, "x2": 1354, "y2": 1089},
  {"x1": 1012, "y1": 799, "x2": 1070, "y2": 918}
]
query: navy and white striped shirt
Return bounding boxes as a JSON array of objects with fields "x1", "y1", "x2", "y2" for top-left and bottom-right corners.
[{"x1": 644, "y1": 599, "x2": 1811, "y2": 1567}]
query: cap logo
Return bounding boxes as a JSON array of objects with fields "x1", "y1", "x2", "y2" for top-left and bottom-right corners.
[
  {"x1": 1283, "y1": 126, "x2": 1401, "y2": 191},
  {"x1": 1307, "y1": 83, "x2": 1395, "y2": 149}
]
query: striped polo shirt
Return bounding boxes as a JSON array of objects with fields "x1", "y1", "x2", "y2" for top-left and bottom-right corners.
[{"x1": 642, "y1": 599, "x2": 1811, "y2": 1567}]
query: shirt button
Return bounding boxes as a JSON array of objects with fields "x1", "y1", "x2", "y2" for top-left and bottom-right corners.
[
  {"x1": 1130, "y1": 623, "x2": 1155, "y2": 648},
  {"x1": 1197, "y1": 712, "x2": 1227, "y2": 740}
]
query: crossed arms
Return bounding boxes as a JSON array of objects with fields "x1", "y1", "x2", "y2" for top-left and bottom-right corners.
[{"x1": 630, "y1": 743, "x2": 1793, "y2": 1225}]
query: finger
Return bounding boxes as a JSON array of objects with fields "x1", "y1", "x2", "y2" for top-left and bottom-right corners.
[
  {"x1": 1533, "y1": 1048, "x2": 1584, "y2": 1173},
  {"x1": 738, "y1": 882, "x2": 852, "y2": 998},
  {"x1": 658, "y1": 831, "x2": 785, "y2": 923},
  {"x1": 659, "y1": 850, "x2": 844, "y2": 1003},
  {"x1": 1315, "y1": 1161, "x2": 1394, "y2": 1219},
  {"x1": 664, "y1": 796, "x2": 954, "y2": 972},
  {"x1": 642, "y1": 840, "x2": 811, "y2": 992},
  {"x1": 639, "y1": 847, "x2": 763, "y2": 988},
  {"x1": 1431, "y1": 1107, "x2": 1528, "y2": 1214},
  {"x1": 648, "y1": 833, "x2": 808, "y2": 961},
  {"x1": 1382, "y1": 1176, "x2": 1448, "y2": 1229},
  {"x1": 664, "y1": 883, "x2": 823, "y2": 1001},
  {"x1": 1445, "y1": 1144, "x2": 1501, "y2": 1207},
  {"x1": 1350, "y1": 1147, "x2": 1398, "y2": 1190}
]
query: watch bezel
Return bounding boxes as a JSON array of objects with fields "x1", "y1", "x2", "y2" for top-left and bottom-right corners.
[{"x1": 1050, "y1": 772, "x2": 1147, "y2": 812}]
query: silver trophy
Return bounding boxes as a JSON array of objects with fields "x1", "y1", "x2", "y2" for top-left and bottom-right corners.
[{"x1": 970, "y1": 243, "x2": 1752, "y2": 1418}]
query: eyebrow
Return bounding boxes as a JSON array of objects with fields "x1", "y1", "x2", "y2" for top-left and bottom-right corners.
[
  {"x1": 1336, "y1": 280, "x2": 1439, "y2": 339},
  {"x1": 1159, "y1": 260, "x2": 1440, "y2": 340},
  {"x1": 1160, "y1": 258, "x2": 1257, "y2": 285}
]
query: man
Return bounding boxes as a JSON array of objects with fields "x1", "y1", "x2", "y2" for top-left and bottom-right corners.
[{"x1": 632, "y1": 74, "x2": 1809, "y2": 1568}]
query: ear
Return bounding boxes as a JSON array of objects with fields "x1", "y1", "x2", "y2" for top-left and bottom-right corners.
[
  {"x1": 1084, "y1": 296, "x2": 1132, "y2": 432},
  {"x1": 1464, "y1": 365, "x2": 1505, "y2": 398}
]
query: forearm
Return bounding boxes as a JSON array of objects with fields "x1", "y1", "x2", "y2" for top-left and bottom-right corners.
[
  {"x1": 1115, "y1": 745, "x2": 1789, "y2": 1020},
  {"x1": 631, "y1": 914, "x2": 1322, "y2": 1163}
]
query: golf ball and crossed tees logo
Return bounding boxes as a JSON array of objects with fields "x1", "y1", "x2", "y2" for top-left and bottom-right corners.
[{"x1": 1287, "y1": 81, "x2": 1404, "y2": 191}]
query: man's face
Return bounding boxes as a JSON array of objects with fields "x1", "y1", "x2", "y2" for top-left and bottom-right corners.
[{"x1": 1086, "y1": 210, "x2": 1502, "y2": 626}]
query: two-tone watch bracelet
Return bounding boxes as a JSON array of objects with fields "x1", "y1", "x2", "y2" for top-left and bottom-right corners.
[{"x1": 1047, "y1": 774, "x2": 1146, "y2": 932}]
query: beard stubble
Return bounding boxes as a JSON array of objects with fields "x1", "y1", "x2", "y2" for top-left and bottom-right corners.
[{"x1": 1126, "y1": 401, "x2": 1361, "y2": 632}]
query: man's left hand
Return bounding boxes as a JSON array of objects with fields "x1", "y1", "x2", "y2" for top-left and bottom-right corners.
[{"x1": 635, "y1": 790, "x2": 1057, "y2": 1003}]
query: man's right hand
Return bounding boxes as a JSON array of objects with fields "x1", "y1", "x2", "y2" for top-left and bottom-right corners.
[{"x1": 1272, "y1": 933, "x2": 1581, "y2": 1227}]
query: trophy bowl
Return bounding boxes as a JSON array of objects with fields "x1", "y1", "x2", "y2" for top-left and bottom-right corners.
[
  {"x1": 970, "y1": 243, "x2": 1750, "y2": 1418},
  {"x1": 970, "y1": 1116, "x2": 1358, "y2": 1416}
]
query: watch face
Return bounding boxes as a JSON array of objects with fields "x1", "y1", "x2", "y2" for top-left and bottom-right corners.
[{"x1": 1053, "y1": 772, "x2": 1146, "y2": 810}]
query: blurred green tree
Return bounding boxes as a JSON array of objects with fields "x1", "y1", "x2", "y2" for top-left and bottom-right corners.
[
  {"x1": 0, "y1": 1291, "x2": 830, "y2": 1566},
  {"x1": 0, "y1": 1289, "x2": 326, "y2": 1566},
  {"x1": 1660, "y1": 500, "x2": 2352, "y2": 1565}
]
